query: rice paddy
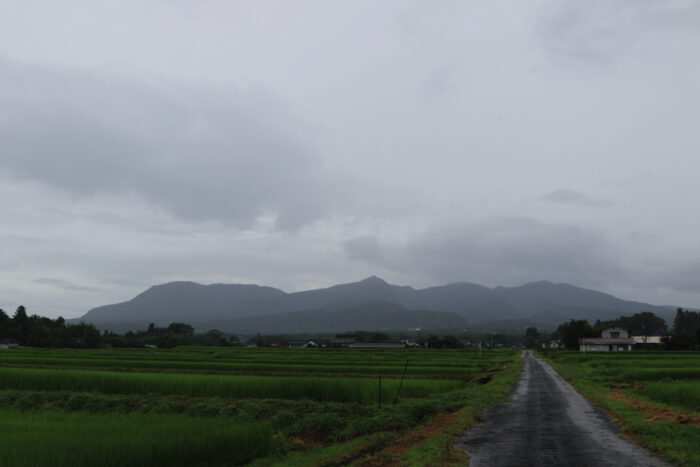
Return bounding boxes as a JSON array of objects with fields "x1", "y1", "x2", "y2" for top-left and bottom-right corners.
[
  {"x1": 0, "y1": 346, "x2": 521, "y2": 466},
  {"x1": 0, "y1": 410, "x2": 273, "y2": 467}
]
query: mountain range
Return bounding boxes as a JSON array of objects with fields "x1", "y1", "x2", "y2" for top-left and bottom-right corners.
[{"x1": 74, "y1": 276, "x2": 676, "y2": 334}]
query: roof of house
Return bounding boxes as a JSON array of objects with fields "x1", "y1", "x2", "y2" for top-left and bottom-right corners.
[{"x1": 578, "y1": 338, "x2": 635, "y2": 345}]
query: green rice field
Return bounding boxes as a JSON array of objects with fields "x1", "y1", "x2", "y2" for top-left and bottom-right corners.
[
  {"x1": 0, "y1": 346, "x2": 521, "y2": 466},
  {"x1": 544, "y1": 351, "x2": 700, "y2": 466}
]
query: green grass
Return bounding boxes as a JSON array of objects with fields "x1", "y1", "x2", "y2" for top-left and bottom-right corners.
[
  {"x1": 543, "y1": 351, "x2": 700, "y2": 466},
  {"x1": 640, "y1": 381, "x2": 700, "y2": 412}
]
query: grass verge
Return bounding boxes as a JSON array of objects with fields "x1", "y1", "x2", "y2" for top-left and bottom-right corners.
[{"x1": 542, "y1": 352, "x2": 700, "y2": 466}]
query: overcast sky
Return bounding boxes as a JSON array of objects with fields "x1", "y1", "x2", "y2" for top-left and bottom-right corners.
[{"x1": 1, "y1": 0, "x2": 700, "y2": 318}]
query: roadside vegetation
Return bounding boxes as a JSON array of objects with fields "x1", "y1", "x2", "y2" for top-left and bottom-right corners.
[
  {"x1": 0, "y1": 346, "x2": 521, "y2": 466},
  {"x1": 543, "y1": 351, "x2": 700, "y2": 466}
]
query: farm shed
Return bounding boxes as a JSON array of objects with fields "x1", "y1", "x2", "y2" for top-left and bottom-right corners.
[
  {"x1": 631, "y1": 335, "x2": 664, "y2": 349},
  {"x1": 631, "y1": 335, "x2": 663, "y2": 344}
]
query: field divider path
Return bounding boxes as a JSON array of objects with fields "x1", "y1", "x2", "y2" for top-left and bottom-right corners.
[{"x1": 456, "y1": 350, "x2": 670, "y2": 467}]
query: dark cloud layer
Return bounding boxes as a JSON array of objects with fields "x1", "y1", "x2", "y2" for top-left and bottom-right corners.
[
  {"x1": 345, "y1": 218, "x2": 622, "y2": 289},
  {"x1": 35, "y1": 278, "x2": 100, "y2": 293},
  {"x1": 0, "y1": 59, "x2": 331, "y2": 230},
  {"x1": 537, "y1": 0, "x2": 700, "y2": 67}
]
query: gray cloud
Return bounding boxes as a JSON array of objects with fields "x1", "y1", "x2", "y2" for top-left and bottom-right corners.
[
  {"x1": 345, "y1": 218, "x2": 622, "y2": 289},
  {"x1": 653, "y1": 262, "x2": 700, "y2": 295},
  {"x1": 0, "y1": 1, "x2": 699, "y2": 317},
  {"x1": 0, "y1": 58, "x2": 333, "y2": 230},
  {"x1": 539, "y1": 189, "x2": 610, "y2": 207},
  {"x1": 344, "y1": 235, "x2": 386, "y2": 263},
  {"x1": 536, "y1": 0, "x2": 700, "y2": 67},
  {"x1": 35, "y1": 278, "x2": 100, "y2": 293}
]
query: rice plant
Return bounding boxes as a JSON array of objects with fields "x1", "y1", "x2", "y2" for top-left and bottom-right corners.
[{"x1": 0, "y1": 409, "x2": 273, "y2": 466}]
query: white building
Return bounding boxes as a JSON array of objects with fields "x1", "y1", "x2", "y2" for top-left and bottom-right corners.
[{"x1": 579, "y1": 327, "x2": 634, "y2": 352}]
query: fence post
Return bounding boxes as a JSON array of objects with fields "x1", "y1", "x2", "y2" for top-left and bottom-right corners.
[{"x1": 393, "y1": 359, "x2": 409, "y2": 405}]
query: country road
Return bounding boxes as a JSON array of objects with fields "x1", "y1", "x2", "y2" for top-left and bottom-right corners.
[{"x1": 457, "y1": 350, "x2": 669, "y2": 467}]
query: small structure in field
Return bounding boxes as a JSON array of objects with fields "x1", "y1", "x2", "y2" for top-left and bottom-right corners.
[
  {"x1": 579, "y1": 327, "x2": 634, "y2": 352},
  {"x1": 631, "y1": 335, "x2": 664, "y2": 349}
]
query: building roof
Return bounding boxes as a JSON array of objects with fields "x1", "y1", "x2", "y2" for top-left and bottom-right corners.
[{"x1": 578, "y1": 338, "x2": 635, "y2": 345}]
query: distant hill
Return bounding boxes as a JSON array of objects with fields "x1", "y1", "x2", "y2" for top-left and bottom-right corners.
[
  {"x1": 204, "y1": 301, "x2": 468, "y2": 334},
  {"x1": 74, "y1": 276, "x2": 676, "y2": 333}
]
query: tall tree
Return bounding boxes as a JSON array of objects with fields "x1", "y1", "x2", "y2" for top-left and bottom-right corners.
[
  {"x1": 13, "y1": 305, "x2": 28, "y2": 322},
  {"x1": 673, "y1": 308, "x2": 700, "y2": 337},
  {"x1": 524, "y1": 327, "x2": 541, "y2": 349},
  {"x1": 556, "y1": 319, "x2": 597, "y2": 350},
  {"x1": 619, "y1": 311, "x2": 667, "y2": 339},
  {"x1": 167, "y1": 322, "x2": 194, "y2": 336}
]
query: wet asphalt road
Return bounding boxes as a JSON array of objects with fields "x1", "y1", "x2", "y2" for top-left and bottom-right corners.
[{"x1": 456, "y1": 350, "x2": 669, "y2": 467}]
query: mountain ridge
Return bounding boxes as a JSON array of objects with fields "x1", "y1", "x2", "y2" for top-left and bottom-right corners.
[{"x1": 74, "y1": 276, "x2": 677, "y2": 333}]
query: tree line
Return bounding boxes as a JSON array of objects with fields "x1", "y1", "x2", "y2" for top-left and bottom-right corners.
[{"x1": 0, "y1": 306, "x2": 236, "y2": 348}]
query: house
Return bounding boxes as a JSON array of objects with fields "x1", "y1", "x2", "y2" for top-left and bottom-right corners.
[
  {"x1": 0, "y1": 338, "x2": 18, "y2": 349},
  {"x1": 579, "y1": 327, "x2": 634, "y2": 352},
  {"x1": 288, "y1": 340, "x2": 318, "y2": 348}
]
